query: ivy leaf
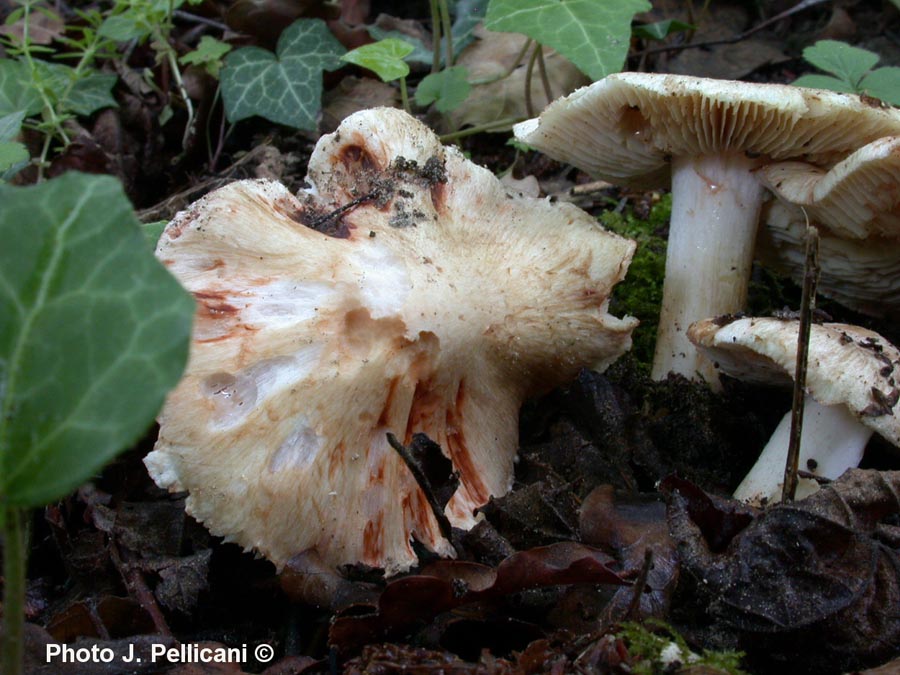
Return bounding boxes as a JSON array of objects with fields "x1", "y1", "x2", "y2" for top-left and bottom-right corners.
[
  {"x1": 792, "y1": 73, "x2": 856, "y2": 94},
  {"x1": 633, "y1": 19, "x2": 695, "y2": 41},
  {"x1": 64, "y1": 71, "x2": 118, "y2": 116},
  {"x1": 484, "y1": 0, "x2": 651, "y2": 80},
  {"x1": 342, "y1": 38, "x2": 414, "y2": 82},
  {"x1": 142, "y1": 219, "x2": 168, "y2": 247},
  {"x1": 860, "y1": 66, "x2": 900, "y2": 106},
  {"x1": 450, "y1": 0, "x2": 488, "y2": 56},
  {"x1": 415, "y1": 65, "x2": 471, "y2": 112},
  {"x1": 0, "y1": 140, "x2": 29, "y2": 177},
  {"x1": 0, "y1": 173, "x2": 194, "y2": 507},
  {"x1": 0, "y1": 110, "x2": 26, "y2": 141},
  {"x1": 801, "y1": 40, "x2": 879, "y2": 89},
  {"x1": 32, "y1": 62, "x2": 118, "y2": 116},
  {"x1": 221, "y1": 18, "x2": 346, "y2": 131},
  {"x1": 98, "y1": 13, "x2": 151, "y2": 42},
  {"x1": 0, "y1": 59, "x2": 42, "y2": 117},
  {"x1": 367, "y1": 26, "x2": 433, "y2": 66}
]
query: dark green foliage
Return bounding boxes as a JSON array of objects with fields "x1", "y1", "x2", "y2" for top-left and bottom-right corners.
[{"x1": 601, "y1": 194, "x2": 670, "y2": 374}]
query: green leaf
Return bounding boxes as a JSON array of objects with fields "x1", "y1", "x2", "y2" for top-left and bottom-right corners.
[
  {"x1": 860, "y1": 67, "x2": 900, "y2": 106},
  {"x1": 484, "y1": 0, "x2": 651, "y2": 80},
  {"x1": 221, "y1": 18, "x2": 346, "y2": 131},
  {"x1": 142, "y1": 219, "x2": 168, "y2": 247},
  {"x1": 792, "y1": 73, "x2": 856, "y2": 94},
  {"x1": 180, "y1": 35, "x2": 232, "y2": 78},
  {"x1": 64, "y1": 71, "x2": 118, "y2": 116},
  {"x1": 801, "y1": 40, "x2": 879, "y2": 89},
  {"x1": 415, "y1": 66, "x2": 471, "y2": 112},
  {"x1": 450, "y1": 0, "x2": 488, "y2": 56},
  {"x1": 366, "y1": 26, "x2": 432, "y2": 65},
  {"x1": 633, "y1": 19, "x2": 695, "y2": 41},
  {"x1": 342, "y1": 38, "x2": 414, "y2": 83},
  {"x1": 0, "y1": 173, "x2": 194, "y2": 507},
  {"x1": 0, "y1": 110, "x2": 25, "y2": 142},
  {"x1": 0, "y1": 59, "x2": 42, "y2": 118},
  {"x1": 30, "y1": 62, "x2": 117, "y2": 116},
  {"x1": 98, "y1": 13, "x2": 150, "y2": 42},
  {"x1": 0, "y1": 140, "x2": 28, "y2": 176}
]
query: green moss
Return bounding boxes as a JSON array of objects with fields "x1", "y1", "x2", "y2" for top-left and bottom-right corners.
[
  {"x1": 617, "y1": 620, "x2": 747, "y2": 675},
  {"x1": 601, "y1": 194, "x2": 670, "y2": 374}
]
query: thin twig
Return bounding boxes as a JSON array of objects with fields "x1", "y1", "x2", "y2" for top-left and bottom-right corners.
[
  {"x1": 138, "y1": 143, "x2": 273, "y2": 221},
  {"x1": 173, "y1": 9, "x2": 229, "y2": 31},
  {"x1": 438, "y1": 0, "x2": 453, "y2": 67},
  {"x1": 386, "y1": 433, "x2": 455, "y2": 545},
  {"x1": 307, "y1": 190, "x2": 381, "y2": 230},
  {"x1": 429, "y1": 0, "x2": 441, "y2": 74},
  {"x1": 536, "y1": 47, "x2": 552, "y2": 107},
  {"x1": 783, "y1": 221, "x2": 820, "y2": 503},
  {"x1": 438, "y1": 117, "x2": 520, "y2": 142},
  {"x1": 632, "y1": 0, "x2": 828, "y2": 58},
  {"x1": 109, "y1": 542, "x2": 172, "y2": 636},
  {"x1": 625, "y1": 549, "x2": 654, "y2": 621},
  {"x1": 524, "y1": 43, "x2": 541, "y2": 118}
]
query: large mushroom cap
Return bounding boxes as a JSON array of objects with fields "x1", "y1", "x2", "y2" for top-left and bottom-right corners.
[
  {"x1": 145, "y1": 107, "x2": 637, "y2": 575},
  {"x1": 759, "y1": 135, "x2": 900, "y2": 239},
  {"x1": 514, "y1": 72, "x2": 900, "y2": 188},
  {"x1": 687, "y1": 317, "x2": 900, "y2": 445}
]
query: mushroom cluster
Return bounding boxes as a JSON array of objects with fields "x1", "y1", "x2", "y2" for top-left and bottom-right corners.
[
  {"x1": 145, "y1": 108, "x2": 638, "y2": 575},
  {"x1": 688, "y1": 316, "x2": 900, "y2": 505},
  {"x1": 515, "y1": 73, "x2": 900, "y2": 383}
]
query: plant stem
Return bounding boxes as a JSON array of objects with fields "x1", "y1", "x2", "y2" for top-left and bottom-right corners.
[
  {"x1": 399, "y1": 77, "x2": 410, "y2": 113},
  {"x1": 439, "y1": 117, "x2": 520, "y2": 142},
  {"x1": 783, "y1": 223, "x2": 820, "y2": 502},
  {"x1": 536, "y1": 47, "x2": 552, "y2": 106},
  {"x1": 524, "y1": 43, "x2": 541, "y2": 118},
  {"x1": 429, "y1": 0, "x2": 441, "y2": 73},
  {"x1": 2, "y1": 506, "x2": 28, "y2": 675},
  {"x1": 438, "y1": 0, "x2": 453, "y2": 67},
  {"x1": 469, "y1": 38, "x2": 532, "y2": 86}
]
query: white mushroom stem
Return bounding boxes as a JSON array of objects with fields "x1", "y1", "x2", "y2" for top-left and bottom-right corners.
[
  {"x1": 734, "y1": 393, "x2": 873, "y2": 505},
  {"x1": 652, "y1": 153, "x2": 764, "y2": 384}
]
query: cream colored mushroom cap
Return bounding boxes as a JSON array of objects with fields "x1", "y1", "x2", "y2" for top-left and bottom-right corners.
[
  {"x1": 688, "y1": 317, "x2": 900, "y2": 445},
  {"x1": 145, "y1": 107, "x2": 637, "y2": 575},
  {"x1": 514, "y1": 73, "x2": 900, "y2": 188},
  {"x1": 758, "y1": 135, "x2": 900, "y2": 239},
  {"x1": 758, "y1": 200, "x2": 900, "y2": 316}
]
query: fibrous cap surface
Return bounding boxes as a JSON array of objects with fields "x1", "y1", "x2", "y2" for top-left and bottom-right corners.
[{"x1": 145, "y1": 107, "x2": 637, "y2": 575}]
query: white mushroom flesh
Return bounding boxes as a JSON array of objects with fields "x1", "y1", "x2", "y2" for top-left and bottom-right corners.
[
  {"x1": 734, "y1": 393, "x2": 873, "y2": 505},
  {"x1": 655, "y1": 152, "x2": 764, "y2": 382}
]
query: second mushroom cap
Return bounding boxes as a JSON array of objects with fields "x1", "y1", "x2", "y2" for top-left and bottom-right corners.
[{"x1": 515, "y1": 73, "x2": 900, "y2": 384}]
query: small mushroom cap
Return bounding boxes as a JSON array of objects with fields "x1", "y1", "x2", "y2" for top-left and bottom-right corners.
[
  {"x1": 687, "y1": 317, "x2": 900, "y2": 445},
  {"x1": 514, "y1": 73, "x2": 900, "y2": 188},
  {"x1": 145, "y1": 108, "x2": 637, "y2": 575},
  {"x1": 759, "y1": 136, "x2": 900, "y2": 239},
  {"x1": 758, "y1": 200, "x2": 900, "y2": 316}
]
